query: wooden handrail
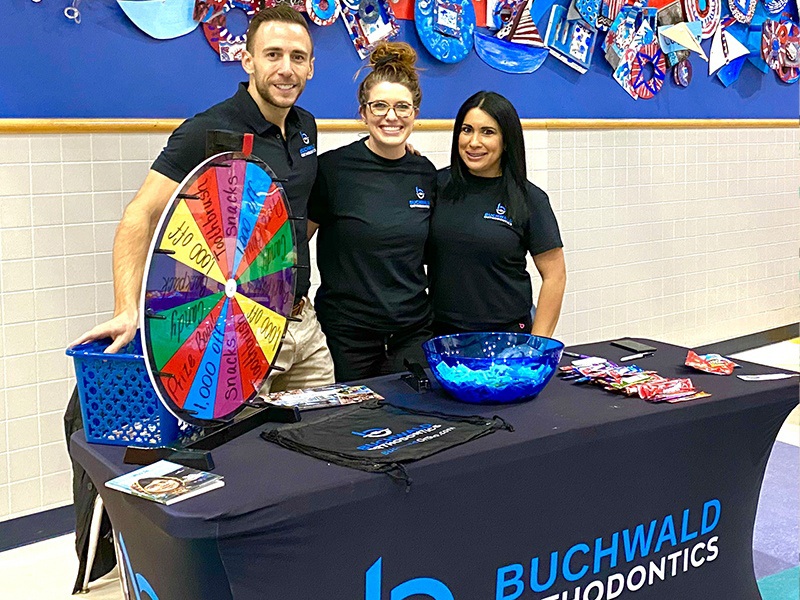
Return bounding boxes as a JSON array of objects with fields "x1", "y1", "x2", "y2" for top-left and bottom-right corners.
[{"x1": 0, "y1": 118, "x2": 796, "y2": 134}]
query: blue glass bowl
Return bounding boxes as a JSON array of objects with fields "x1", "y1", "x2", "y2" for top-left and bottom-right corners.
[{"x1": 422, "y1": 332, "x2": 564, "y2": 404}]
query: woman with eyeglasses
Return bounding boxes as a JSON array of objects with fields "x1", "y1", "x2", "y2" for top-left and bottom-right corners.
[
  {"x1": 307, "y1": 42, "x2": 436, "y2": 381},
  {"x1": 428, "y1": 91, "x2": 566, "y2": 337}
]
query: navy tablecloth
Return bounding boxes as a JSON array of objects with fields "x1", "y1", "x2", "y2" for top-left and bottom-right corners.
[{"x1": 72, "y1": 339, "x2": 798, "y2": 600}]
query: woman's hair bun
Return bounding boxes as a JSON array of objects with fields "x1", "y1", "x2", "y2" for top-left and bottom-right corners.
[
  {"x1": 369, "y1": 41, "x2": 417, "y2": 71},
  {"x1": 356, "y1": 41, "x2": 422, "y2": 109}
]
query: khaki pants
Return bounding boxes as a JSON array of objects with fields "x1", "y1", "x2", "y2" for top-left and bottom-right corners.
[{"x1": 261, "y1": 299, "x2": 335, "y2": 394}]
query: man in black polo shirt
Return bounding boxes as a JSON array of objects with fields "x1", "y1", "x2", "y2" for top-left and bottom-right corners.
[{"x1": 71, "y1": 6, "x2": 334, "y2": 392}]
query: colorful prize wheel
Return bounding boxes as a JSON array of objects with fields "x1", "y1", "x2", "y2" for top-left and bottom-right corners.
[{"x1": 141, "y1": 151, "x2": 296, "y2": 426}]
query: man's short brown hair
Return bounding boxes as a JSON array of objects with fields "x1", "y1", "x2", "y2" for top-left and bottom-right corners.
[{"x1": 245, "y1": 5, "x2": 313, "y2": 54}]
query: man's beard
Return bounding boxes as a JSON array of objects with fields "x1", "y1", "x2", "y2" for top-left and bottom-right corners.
[{"x1": 254, "y1": 78, "x2": 305, "y2": 110}]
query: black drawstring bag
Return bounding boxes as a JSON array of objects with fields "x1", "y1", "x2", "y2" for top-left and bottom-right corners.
[{"x1": 261, "y1": 400, "x2": 512, "y2": 488}]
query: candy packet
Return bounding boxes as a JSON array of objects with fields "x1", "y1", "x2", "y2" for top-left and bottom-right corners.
[
  {"x1": 685, "y1": 350, "x2": 738, "y2": 375},
  {"x1": 638, "y1": 377, "x2": 695, "y2": 400}
]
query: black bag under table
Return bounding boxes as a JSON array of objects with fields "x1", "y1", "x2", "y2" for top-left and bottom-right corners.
[{"x1": 71, "y1": 339, "x2": 798, "y2": 600}]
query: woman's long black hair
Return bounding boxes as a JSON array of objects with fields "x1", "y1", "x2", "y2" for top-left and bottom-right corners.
[{"x1": 442, "y1": 91, "x2": 529, "y2": 225}]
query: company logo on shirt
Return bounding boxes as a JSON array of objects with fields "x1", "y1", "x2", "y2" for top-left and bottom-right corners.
[
  {"x1": 409, "y1": 186, "x2": 430, "y2": 209},
  {"x1": 299, "y1": 131, "x2": 316, "y2": 157},
  {"x1": 484, "y1": 202, "x2": 513, "y2": 226}
]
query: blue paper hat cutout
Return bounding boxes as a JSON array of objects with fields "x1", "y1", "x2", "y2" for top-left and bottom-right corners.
[{"x1": 117, "y1": 0, "x2": 199, "y2": 40}]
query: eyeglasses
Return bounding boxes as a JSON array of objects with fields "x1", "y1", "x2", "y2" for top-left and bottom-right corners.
[{"x1": 365, "y1": 101, "x2": 416, "y2": 118}]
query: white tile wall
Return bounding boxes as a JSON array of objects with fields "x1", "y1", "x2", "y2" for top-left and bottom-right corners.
[
  {"x1": 547, "y1": 128, "x2": 799, "y2": 347},
  {"x1": 0, "y1": 125, "x2": 797, "y2": 522},
  {"x1": 0, "y1": 132, "x2": 169, "y2": 521}
]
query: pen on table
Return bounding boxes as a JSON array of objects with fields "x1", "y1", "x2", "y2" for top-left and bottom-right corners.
[
  {"x1": 563, "y1": 351, "x2": 589, "y2": 359},
  {"x1": 620, "y1": 351, "x2": 655, "y2": 362}
]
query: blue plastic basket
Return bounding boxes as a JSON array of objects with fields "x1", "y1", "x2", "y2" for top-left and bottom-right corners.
[{"x1": 67, "y1": 336, "x2": 180, "y2": 446}]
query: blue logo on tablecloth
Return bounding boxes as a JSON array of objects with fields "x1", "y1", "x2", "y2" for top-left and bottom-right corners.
[
  {"x1": 362, "y1": 500, "x2": 722, "y2": 600},
  {"x1": 119, "y1": 532, "x2": 160, "y2": 600},
  {"x1": 366, "y1": 557, "x2": 454, "y2": 600},
  {"x1": 352, "y1": 428, "x2": 393, "y2": 438}
]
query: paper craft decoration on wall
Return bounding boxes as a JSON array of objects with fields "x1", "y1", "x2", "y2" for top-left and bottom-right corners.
[
  {"x1": 763, "y1": 0, "x2": 788, "y2": 13},
  {"x1": 306, "y1": 0, "x2": 341, "y2": 25},
  {"x1": 194, "y1": 0, "x2": 227, "y2": 22},
  {"x1": 486, "y1": 0, "x2": 523, "y2": 29},
  {"x1": 474, "y1": 0, "x2": 549, "y2": 72},
  {"x1": 597, "y1": 0, "x2": 627, "y2": 29},
  {"x1": 604, "y1": 1, "x2": 653, "y2": 68},
  {"x1": 656, "y1": 1, "x2": 688, "y2": 67},
  {"x1": 708, "y1": 17, "x2": 749, "y2": 77},
  {"x1": 673, "y1": 56, "x2": 693, "y2": 84},
  {"x1": 544, "y1": 2, "x2": 599, "y2": 73},
  {"x1": 627, "y1": 39, "x2": 667, "y2": 98},
  {"x1": 745, "y1": 13, "x2": 770, "y2": 72},
  {"x1": 142, "y1": 152, "x2": 296, "y2": 425},
  {"x1": 682, "y1": 0, "x2": 721, "y2": 39},
  {"x1": 727, "y1": 0, "x2": 756, "y2": 23},
  {"x1": 784, "y1": 23, "x2": 800, "y2": 68},
  {"x1": 415, "y1": 0, "x2": 476, "y2": 63},
  {"x1": 203, "y1": 0, "x2": 260, "y2": 61},
  {"x1": 387, "y1": 0, "x2": 416, "y2": 19},
  {"x1": 575, "y1": 0, "x2": 602, "y2": 27},
  {"x1": 762, "y1": 19, "x2": 800, "y2": 83},
  {"x1": 494, "y1": 0, "x2": 539, "y2": 42},
  {"x1": 709, "y1": 18, "x2": 752, "y2": 85},
  {"x1": 600, "y1": 0, "x2": 671, "y2": 28},
  {"x1": 117, "y1": 0, "x2": 201, "y2": 39},
  {"x1": 659, "y1": 20, "x2": 707, "y2": 60},
  {"x1": 109, "y1": 0, "x2": 796, "y2": 97},
  {"x1": 611, "y1": 21, "x2": 666, "y2": 98},
  {"x1": 472, "y1": 0, "x2": 488, "y2": 26},
  {"x1": 762, "y1": 19, "x2": 783, "y2": 68},
  {"x1": 341, "y1": 0, "x2": 400, "y2": 58}
]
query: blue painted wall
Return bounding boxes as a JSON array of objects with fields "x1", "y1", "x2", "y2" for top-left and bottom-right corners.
[{"x1": 2, "y1": 0, "x2": 796, "y2": 118}]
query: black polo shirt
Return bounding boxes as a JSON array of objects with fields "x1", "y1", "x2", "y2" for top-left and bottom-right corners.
[
  {"x1": 151, "y1": 82, "x2": 317, "y2": 300},
  {"x1": 428, "y1": 169, "x2": 563, "y2": 331},
  {"x1": 308, "y1": 139, "x2": 437, "y2": 332}
]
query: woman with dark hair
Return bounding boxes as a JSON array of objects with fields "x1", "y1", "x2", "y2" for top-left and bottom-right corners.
[
  {"x1": 307, "y1": 42, "x2": 436, "y2": 381},
  {"x1": 429, "y1": 91, "x2": 566, "y2": 337}
]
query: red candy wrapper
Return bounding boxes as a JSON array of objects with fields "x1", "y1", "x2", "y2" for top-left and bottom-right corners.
[
  {"x1": 558, "y1": 356, "x2": 710, "y2": 404},
  {"x1": 638, "y1": 378, "x2": 695, "y2": 400},
  {"x1": 685, "y1": 350, "x2": 736, "y2": 375}
]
